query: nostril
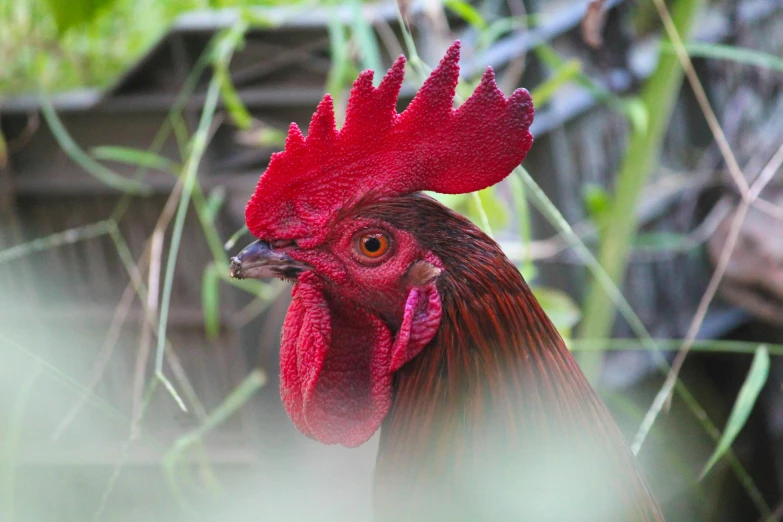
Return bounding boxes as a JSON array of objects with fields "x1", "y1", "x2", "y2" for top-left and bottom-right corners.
[{"x1": 272, "y1": 239, "x2": 296, "y2": 250}]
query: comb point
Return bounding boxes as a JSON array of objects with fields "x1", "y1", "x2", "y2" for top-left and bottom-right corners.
[
  {"x1": 401, "y1": 41, "x2": 461, "y2": 124},
  {"x1": 354, "y1": 69, "x2": 375, "y2": 90},
  {"x1": 286, "y1": 122, "x2": 305, "y2": 150},
  {"x1": 307, "y1": 95, "x2": 337, "y2": 143},
  {"x1": 379, "y1": 55, "x2": 406, "y2": 95}
]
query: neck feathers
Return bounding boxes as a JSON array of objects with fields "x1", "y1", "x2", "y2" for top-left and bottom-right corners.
[{"x1": 368, "y1": 194, "x2": 663, "y2": 521}]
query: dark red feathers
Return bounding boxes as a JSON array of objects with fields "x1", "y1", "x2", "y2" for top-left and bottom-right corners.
[{"x1": 364, "y1": 195, "x2": 665, "y2": 521}]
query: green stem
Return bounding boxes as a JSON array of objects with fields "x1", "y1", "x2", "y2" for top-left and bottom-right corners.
[{"x1": 577, "y1": 0, "x2": 705, "y2": 381}]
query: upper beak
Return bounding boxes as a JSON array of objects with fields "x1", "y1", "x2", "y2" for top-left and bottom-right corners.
[{"x1": 229, "y1": 240, "x2": 309, "y2": 280}]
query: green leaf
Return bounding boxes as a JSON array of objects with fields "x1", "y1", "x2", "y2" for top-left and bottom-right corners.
[
  {"x1": 531, "y1": 286, "x2": 581, "y2": 339},
  {"x1": 427, "y1": 192, "x2": 468, "y2": 209},
  {"x1": 202, "y1": 263, "x2": 221, "y2": 339},
  {"x1": 583, "y1": 184, "x2": 611, "y2": 223},
  {"x1": 40, "y1": 96, "x2": 150, "y2": 194},
  {"x1": 428, "y1": 188, "x2": 507, "y2": 236},
  {"x1": 530, "y1": 59, "x2": 582, "y2": 106},
  {"x1": 257, "y1": 127, "x2": 287, "y2": 148},
  {"x1": 90, "y1": 146, "x2": 180, "y2": 173},
  {"x1": 475, "y1": 187, "x2": 508, "y2": 231},
  {"x1": 443, "y1": 0, "x2": 487, "y2": 30},
  {"x1": 43, "y1": 0, "x2": 120, "y2": 33},
  {"x1": 700, "y1": 345, "x2": 770, "y2": 479},
  {"x1": 216, "y1": 68, "x2": 252, "y2": 130}
]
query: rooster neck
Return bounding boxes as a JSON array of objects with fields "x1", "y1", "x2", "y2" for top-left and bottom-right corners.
[
  {"x1": 376, "y1": 208, "x2": 579, "y2": 472},
  {"x1": 364, "y1": 194, "x2": 664, "y2": 521}
]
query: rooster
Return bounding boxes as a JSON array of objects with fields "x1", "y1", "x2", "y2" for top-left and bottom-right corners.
[{"x1": 230, "y1": 42, "x2": 664, "y2": 521}]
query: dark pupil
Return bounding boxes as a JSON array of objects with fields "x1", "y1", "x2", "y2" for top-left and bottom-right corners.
[{"x1": 364, "y1": 236, "x2": 382, "y2": 252}]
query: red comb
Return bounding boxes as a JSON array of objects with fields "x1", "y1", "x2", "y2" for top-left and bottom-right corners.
[{"x1": 245, "y1": 41, "x2": 534, "y2": 244}]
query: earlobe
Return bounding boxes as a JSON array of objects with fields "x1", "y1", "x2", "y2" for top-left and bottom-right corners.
[
  {"x1": 390, "y1": 283, "x2": 442, "y2": 372},
  {"x1": 405, "y1": 260, "x2": 442, "y2": 287}
]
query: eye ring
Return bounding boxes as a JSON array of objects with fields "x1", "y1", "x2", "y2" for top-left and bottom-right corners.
[{"x1": 354, "y1": 231, "x2": 391, "y2": 261}]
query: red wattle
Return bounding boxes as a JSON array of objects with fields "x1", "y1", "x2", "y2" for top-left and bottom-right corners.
[{"x1": 279, "y1": 273, "x2": 441, "y2": 447}]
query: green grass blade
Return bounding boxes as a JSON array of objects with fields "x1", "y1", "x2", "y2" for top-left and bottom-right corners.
[
  {"x1": 155, "y1": 63, "x2": 223, "y2": 409},
  {"x1": 163, "y1": 370, "x2": 266, "y2": 502},
  {"x1": 577, "y1": 0, "x2": 703, "y2": 382},
  {"x1": 201, "y1": 262, "x2": 221, "y2": 339},
  {"x1": 443, "y1": 0, "x2": 487, "y2": 30},
  {"x1": 350, "y1": 0, "x2": 383, "y2": 83},
  {"x1": 90, "y1": 145, "x2": 180, "y2": 173},
  {"x1": 478, "y1": 16, "x2": 537, "y2": 50},
  {"x1": 534, "y1": 44, "x2": 648, "y2": 132},
  {"x1": 469, "y1": 191, "x2": 494, "y2": 238},
  {"x1": 0, "y1": 220, "x2": 112, "y2": 265},
  {"x1": 326, "y1": 7, "x2": 351, "y2": 102},
  {"x1": 224, "y1": 226, "x2": 249, "y2": 251},
  {"x1": 39, "y1": 96, "x2": 150, "y2": 194},
  {"x1": 700, "y1": 346, "x2": 770, "y2": 479},
  {"x1": 529, "y1": 59, "x2": 582, "y2": 106},
  {"x1": 665, "y1": 42, "x2": 783, "y2": 74},
  {"x1": 507, "y1": 169, "x2": 535, "y2": 280},
  {"x1": 214, "y1": 23, "x2": 252, "y2": 130}
]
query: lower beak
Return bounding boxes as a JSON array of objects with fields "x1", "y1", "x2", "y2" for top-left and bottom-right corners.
[{"x1": 229, "y1": 240, "x2": 309, "y2": 280}]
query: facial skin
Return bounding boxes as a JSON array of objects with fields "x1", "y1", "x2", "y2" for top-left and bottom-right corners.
[{"x1": 282, "y1": 213, "x2": 441, "y2": 332}]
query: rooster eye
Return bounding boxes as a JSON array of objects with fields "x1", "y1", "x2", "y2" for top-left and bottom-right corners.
[{"x1": 356, "y1": 232, "x2": 391, "y2": 260}]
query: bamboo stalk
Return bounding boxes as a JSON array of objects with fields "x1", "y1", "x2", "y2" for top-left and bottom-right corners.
[{"x1": 577, "y1": 0, "x2": 705, "y2": 381}]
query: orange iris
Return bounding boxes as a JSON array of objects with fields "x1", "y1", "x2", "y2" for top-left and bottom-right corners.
[{"x1": 359, "y1": 233, "x2": 389, "y2": 258}]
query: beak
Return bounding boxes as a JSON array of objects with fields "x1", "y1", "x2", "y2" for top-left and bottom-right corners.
[{"x1": 229, "y1": 240, "x2": 309, "y2": 281}]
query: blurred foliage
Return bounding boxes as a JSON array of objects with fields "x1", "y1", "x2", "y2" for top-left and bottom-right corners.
[
  {"x1": 42, "y1": 0, "x2": 121, "y2": 33},
  {"x1": 0, "y1": 0, "x2": 310, "y2": 94}
]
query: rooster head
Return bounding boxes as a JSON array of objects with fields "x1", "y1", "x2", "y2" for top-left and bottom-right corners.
[{"x1": 230, "y1": 41, "x2": 534, "y2": 447}]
